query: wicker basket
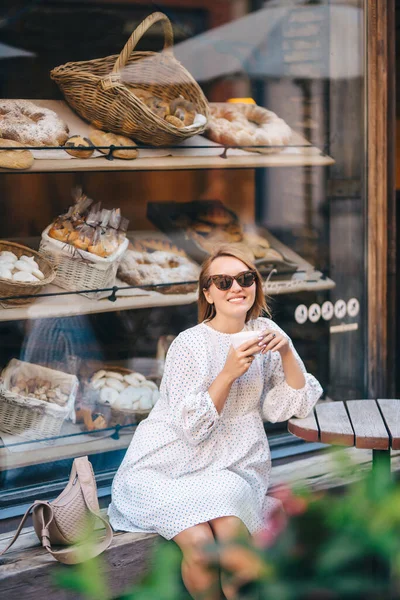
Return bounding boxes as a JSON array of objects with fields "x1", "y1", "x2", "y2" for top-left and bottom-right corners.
[
  {"x1": 39, "y1": 225, "x2": 129, "y2": 300},
  {"x1": 0, "y1": 359, "x2": 78, "y2": 441},
  {"x1": 50, "y1": 12, "x2": 209, "y2": 147},
  {"x1": 84, "y1": 366, "x2": 157, "y2": 427},
  {"x1": 0, "y1": 241, "x2": 56, "y2": 306}
]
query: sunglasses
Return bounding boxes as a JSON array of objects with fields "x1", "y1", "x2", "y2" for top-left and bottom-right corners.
[{"x1": 205, "y1": 270, "x2": 257, "y2": 291}]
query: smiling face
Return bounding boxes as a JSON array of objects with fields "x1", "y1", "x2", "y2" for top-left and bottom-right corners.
[{"x1": 203, "y1": 255, "x2": 257, "y2": 321}]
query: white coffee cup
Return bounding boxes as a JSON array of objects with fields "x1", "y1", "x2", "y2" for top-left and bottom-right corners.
[{"x1": 230, "y1": 330, "x2": 260, "y2": 349}]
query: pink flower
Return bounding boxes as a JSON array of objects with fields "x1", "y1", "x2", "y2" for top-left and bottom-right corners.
[
  {"x1": 271, "y1": 485, "x2": 309, "y2": 516},
  {"x1": 254, "y1": 505, "x2": 288, "y2": 549}
]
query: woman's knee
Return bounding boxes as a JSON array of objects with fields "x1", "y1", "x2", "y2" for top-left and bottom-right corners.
[
  {"x1": 173, "y1": 522, "x2": 215, "y2": 564},
  {"x1": 209, "y1": 516, "x2": 249, "y2": 541}
]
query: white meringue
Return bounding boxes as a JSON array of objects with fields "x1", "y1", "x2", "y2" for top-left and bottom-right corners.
[
  {"x1": 14, "y1": 260, "x2": 35, "y2": 273},
  {"x1": 20, "y1": 255, "x2": 39, "y2": 270},
  {"x1": 105, "y1": 377, "x2": 126, "y2": 392},
  {"x1": 13, "y1": 271, "x2": 39, "y2": 283},
  {"x1": 0, "y1": 267, "x2": 13, "y2": 280},
  {"x1": 99, "y1": 386, "x2": 119, "y2": 406},
  {"x1": 0, "y1": 251, "x2": 17, "y2": 263}
]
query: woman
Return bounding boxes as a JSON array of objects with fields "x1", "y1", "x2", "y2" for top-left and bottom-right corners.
[{"x1": 108, "y1": 245, "x2": 322, "y2": 599}]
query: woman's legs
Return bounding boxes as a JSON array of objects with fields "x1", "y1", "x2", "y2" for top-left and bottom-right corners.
[
  {"x1": 173, "y1": 522, "x2": 222, "y2": 600},
  {"x1": 209, "y1": 516, "x2": 259, "y2": 600}
]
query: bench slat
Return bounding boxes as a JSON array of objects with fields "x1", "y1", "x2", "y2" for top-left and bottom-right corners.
[
  {"x1": 346, "y1": 400, "x2": 389, "y2": 450},
  {"x1": 315, "y1": 401, "x2": 354, "y2": 446},
  {"x1": 377, "y1": 399, "x2": 400, "y2": 450},
  {"x1": 287, "y1": 411, "x2": 319, "y2": 443}
]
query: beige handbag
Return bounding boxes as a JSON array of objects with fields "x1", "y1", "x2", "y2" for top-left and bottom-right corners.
[{"x1": 0, "y1": 456, "x2": 113, "y2": 565}]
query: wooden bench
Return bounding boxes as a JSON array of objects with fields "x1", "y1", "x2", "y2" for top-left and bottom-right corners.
[
  {"x1": 288, "y1": 399, "x2": 400, "y2": 478},
  {"x1": 0, "y1": 523, "x2": 158, "y2": 599}
]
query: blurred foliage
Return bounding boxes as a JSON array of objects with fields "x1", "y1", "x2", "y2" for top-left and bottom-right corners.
[{"x1": 55, "y1": 451, "x2": 400, "y2": 599}]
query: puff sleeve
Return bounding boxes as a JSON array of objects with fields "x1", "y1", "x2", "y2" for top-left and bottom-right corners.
[
  {"x1": 162, "y1": 338, "x2": 220, "y2": 446},
  {"x1": 260, "y1": 327, "x2": 322, "y2": 423}
]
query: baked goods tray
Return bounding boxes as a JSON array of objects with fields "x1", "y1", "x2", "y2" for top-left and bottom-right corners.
[
  {"x1": 147, "y1": 200, "x2": 299, "y2": 275},
  {"x1": 5, "y1": 100, "x2": 334, "y2": 172}
]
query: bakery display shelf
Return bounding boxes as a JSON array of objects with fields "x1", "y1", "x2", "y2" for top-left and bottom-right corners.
[
  {"x1": 0, "y1": 273, "x2": 334, "y2": 324},
  {"x1": 3, "y1": 100, "x2": 335, "y2": 172},
  {"x1": 0, "y1": 228, "x2": 335, "y2": 320}
]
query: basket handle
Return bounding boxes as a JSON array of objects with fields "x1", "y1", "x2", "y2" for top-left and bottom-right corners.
[{"x1": 113, "y1": 12, "x2": 174, "y2": 74}]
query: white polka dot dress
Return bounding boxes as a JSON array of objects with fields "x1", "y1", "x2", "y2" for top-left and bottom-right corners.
[{"x1": 108, "y1": 317, "x2": 322, "y2": 540}]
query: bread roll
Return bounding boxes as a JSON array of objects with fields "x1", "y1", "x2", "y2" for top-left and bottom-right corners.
[
  {"x1": 89, "y1": 128, "x2": 138, "y2": 159},
  {"x1": 0, "y1": 139, "x2": 34, "y2": 170}
]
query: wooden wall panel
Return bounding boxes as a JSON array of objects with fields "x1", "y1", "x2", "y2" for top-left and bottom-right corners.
[{"x1": 367, "y1": 0, "x2": 396, "y2": 397}]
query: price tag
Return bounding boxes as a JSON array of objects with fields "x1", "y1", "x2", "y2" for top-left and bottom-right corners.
[
  {"x1": 334, "y1": 299, "x2": 347, "y2": 320},
  {"x1": 347, "y1": 298, "x2": 360, "y2": 318},
  {"x1": 295, "y1": 304, "x2": 308, "y2": 324},
  {"x1": 321, "y1": 301, "x2": 334, "y2": 321},
  {"x1": 308, "y1": 303, "x2": 321, "y2": 323}
]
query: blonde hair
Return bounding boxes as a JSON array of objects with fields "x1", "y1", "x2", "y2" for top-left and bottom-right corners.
[{"x1": 198, "y1": 244, "x2": 270, "y2": 323}]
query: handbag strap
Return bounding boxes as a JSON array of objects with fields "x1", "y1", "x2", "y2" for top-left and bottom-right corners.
[{"x1": 0, "y1": 500, "x2": 53, "y2": 558}]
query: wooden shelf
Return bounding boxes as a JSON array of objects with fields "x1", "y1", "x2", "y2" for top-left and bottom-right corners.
[{"x1": 3, "y1": 100, "x2": 335, "y2": 173}]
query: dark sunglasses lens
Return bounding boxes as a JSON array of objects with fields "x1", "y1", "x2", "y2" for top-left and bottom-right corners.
[
  {"x1": 237, "y1": 271, "x2": 256, "y2": 287},
  {"x1": 214, "y1": 275, "x2": 233, "y2": 290}
]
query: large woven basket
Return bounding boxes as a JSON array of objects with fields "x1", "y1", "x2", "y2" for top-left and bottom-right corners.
[
  {"x1": 39, "y1": 226, "x2": 129, "y2": 300},
  {"x1": 0, "y1": 241, "x2": 56, "y2": 306},
  {"x1": 50, "y1": 12, "x2": 210, "y2": 147}
]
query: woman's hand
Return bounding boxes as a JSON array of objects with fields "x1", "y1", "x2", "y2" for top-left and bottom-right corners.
[
  {"x1": 258, "y1": 330, "x2": 290, "y2": 356},
  {"x1": 222, "y1": 338, "x2": 263, "y2": 383}
]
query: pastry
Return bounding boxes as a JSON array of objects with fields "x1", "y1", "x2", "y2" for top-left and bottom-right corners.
[
  {"x1": 92, "y1": 378, "x2": 106, "y2": 390},
  {"x1": 117, "y1": 249, "x2": 200, "y2": 294},
  {"x1": 105, "y1": 377, "x2": 126, "y2": 392},
  {"x1": 99, "y1": 386, "x2": 119, "y2": 406},
  {"x1": 165, "y1": 115, "x2": 184, "y2": 129},
  {"x1": 19, "y1": 255, "x2": 40, "y2": 270},
  {"x1": 205, "y1": 102, "x2": 292, "y2": 152},
  {"x1": 89, "y1": 128, "x2": 138, "y2": 159},
  {"x1": 105, "y1": 371, "x2": 124, "y2": 381},
  {"x1": 12, "y1": 271, "x2": 39, "y2": 283},
  {"x1": 0, "y1": 251, "x2": 17, "y2": 263},
  {"x1": 197, "y1": 206, "x2": 235, "y2": 226},
  {"x1": 87, "y1": 241, "x2": 108, "y2": 258},
  {"x1": 92, "y1": 370, "x2": 107, "y2": 382},
  {"x1": 141, "y1": 380, "x2": 158, "y2": 391},
  {"x1": 65, "y1": 135, "x2": 94, "y2": 158},
  {"x1": 170, "y1": 97, "x2": 196, "y2": 126},
  {"x1": 0, "y1": 100, "x2": 69, "y2": 146},
  {"x1": 138, "y1": 388, "x2": 153, "y2": 410},
  {"x1": 0, "y1": 139, "x2": 34, "y2": 170},
  {"x1": 144, "y1": 96, "x2": 170, "y2": 119},
  {"x1": 32, "y1": 268, "x2": 45, "y2": 280},
  {"x1": 0, "y1": 267, "x2": 12, "y2": 280},
  {"x1": 192, "y1": 222, "x2": 214, "y2": 234}
]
